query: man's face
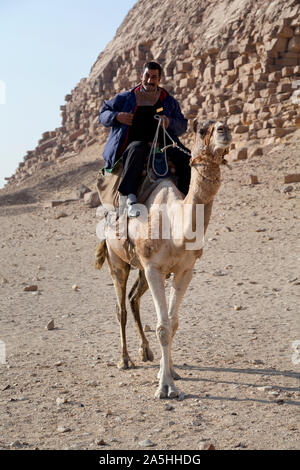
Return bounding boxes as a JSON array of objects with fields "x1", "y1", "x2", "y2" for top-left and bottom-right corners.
[{"x1": 141, "y1": 67, "x2": 161, "y2": 91}]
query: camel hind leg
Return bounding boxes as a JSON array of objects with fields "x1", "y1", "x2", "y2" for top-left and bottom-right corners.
[
  {"x1": 129, "y1": 270, "x2": 154, "y2": 363},
  {"x1": 106, "y1": 248, "x2": 134, "y2": 370}
]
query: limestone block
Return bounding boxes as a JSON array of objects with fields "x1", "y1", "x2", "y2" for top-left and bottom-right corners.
[
  {"x1": 276, "y1": 57, "x2": 298, "y2": 67},
  {"x1": 233, "y1": 56, "x2": 248, "y2": 68},
  {"x1": 249, "y1": 147, "x2": 263, "y2": 157},
  {"x1": 268, "y1": 71, "x2": 282, "y2": 81},
  {"x1": 259, "y1": 89, "x2": 272, "y2": 98},
  {"x1": 233, "y1": 125, "x2": 249, "y2": 134},
  {"x1": 288, "y1": 36, "x2": 300, "y2": 52},
  {"x1": 267, "y1": 37, "x2": 288, "y2": 53},
  {"x1": 203, "y1": 66, "x2": 215, "y2": 82},
  {"x1": 176, "y1": 62, "x2": 193, "y2": 73},
  {"x1": 277, "y1": 82, "x2": 293, "y2": 93},
  {"x1": 227, "y1": 114, "x2": 242, "y2": 126},
  {"x1": 257, "y1": 129, "x2": 271, "y2": 138},
  {"x1": 294, "y1": 65, "x2": 300, "y2": 74}
]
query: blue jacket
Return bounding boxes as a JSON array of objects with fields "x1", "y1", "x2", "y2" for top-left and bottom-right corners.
[{"x1": 99, "y1": 84, "x2": 188, "y2": 169}]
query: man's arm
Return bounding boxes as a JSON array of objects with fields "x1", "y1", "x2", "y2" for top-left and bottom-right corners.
[
  {"x1": 165, "y1": 96, "x2": 187, "y2": 137},
  {"x1": 99, "y1": 93, "x2": 133, "y2": 127}
]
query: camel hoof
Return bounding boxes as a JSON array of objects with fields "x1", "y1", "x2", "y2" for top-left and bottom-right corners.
[
  {"x1": 167, "y1": 384, "x2": 179, "y2": 398},
  {"x1": 154, "y1": 386, "x2": 168, "y2": 399},
  {"x1": 139, "y1": 345, "x2": 154, "y2": 362},
  {"x1": 117, "y1": 356, "x2": 135, "y2": 370},
  {"x1": 154, "y1": 384, "x2": 179, "y2": 399}
]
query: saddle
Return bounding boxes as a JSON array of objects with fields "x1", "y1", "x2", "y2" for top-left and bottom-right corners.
[{"x1": 96, "y1": 155, "x2": 176, "y2": 211}]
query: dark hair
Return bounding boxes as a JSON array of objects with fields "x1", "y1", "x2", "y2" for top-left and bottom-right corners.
[{"x1": 143, "y1": 61, "x2": 162, "y2": 78}]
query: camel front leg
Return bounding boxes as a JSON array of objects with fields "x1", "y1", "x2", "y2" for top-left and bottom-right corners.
[
  {"x1": 144, "y1": 265, "x2": 179, "y2": 399},
  {"x1": 167, "y1": 268, "x2": 194, "y2": 380}
]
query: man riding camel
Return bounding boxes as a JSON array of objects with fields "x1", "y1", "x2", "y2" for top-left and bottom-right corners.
[{"x1": 99, "y1": 61, "x2": 191, "y2": 217}]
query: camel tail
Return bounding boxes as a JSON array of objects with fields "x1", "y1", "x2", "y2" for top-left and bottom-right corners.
[{"x1": 94, "y1": 240, "x2": 107, "y2": 270}]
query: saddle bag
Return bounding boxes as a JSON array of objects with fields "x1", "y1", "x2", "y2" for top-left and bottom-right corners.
[{"x1": 96, "y1": 160, "x2": 123, "y2": 210}]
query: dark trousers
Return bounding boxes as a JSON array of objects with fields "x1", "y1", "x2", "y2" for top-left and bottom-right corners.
[{"x1": 118, "y1": 140, "x2": 191, "y2": 196}]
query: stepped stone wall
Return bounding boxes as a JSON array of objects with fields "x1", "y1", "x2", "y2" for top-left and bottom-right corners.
[{"x1": 6, "y1": 0, "x2": 300, "y2": 185}]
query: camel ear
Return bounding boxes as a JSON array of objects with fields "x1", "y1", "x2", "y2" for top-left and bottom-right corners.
[{"x1": 199, "y1": 120, "x2": 215, "y2": 139}]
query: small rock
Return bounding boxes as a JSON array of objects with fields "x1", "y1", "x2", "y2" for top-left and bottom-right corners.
[
  {"x1": 257, "y1": 386, "x2": 272, "y2": 392},
  {"x1": 250, "y1": 174, "x2": 259, "y2": 184},
  {"x1": 1, "y1": 277, "x2": 8, "y2": 284},
  {"x1": 199, "y1": 442, "x2": 216, "y2": 450},
  {"x1": 144, "y1": 324, "x2": 151, "y2": 332},
  {"x1": 233, "y1": 305, "x2": 242, "y2": 311},
  {"x1": 95, "y1": 438, "x2": 107, "y2": 446},
  {"x1": 84, "y1": 191, "x2": 100, "y2": 208},
  {"x1": 213, "y1": 270, "x2": 226, "y2": 277},
  {"x1": 46, "y1": 320, "x2": 55, "y2": 330},
  {"x1": 55, "y1": 212, "x2": 68, "y2": 220},
  {"x1": 235, "y1": 442, "x2": 247, "y2": 449},
  {"x1": 178, "y1": 392, "x2": 185, "y2": 401},
  {"x1": 252, "y1": 359, "x2": 264, "y2": 365},
  {"x1": 72, "y1": 284, "x2": 79, "y2": 291},
  {"x1": 165, "y1": 403, "x2": 174, "y2": 411},
  {"x1": 10, "y1": 440, "x2": 23, "y2": 449},
  {"x1": 268, "y1": 390, "x2": 280, "y2": 397},
  {"x1": 192, "y1": 419, "x2": 202, "y2": 427},
  {"x1": 24, "y1": 285, "x2": 38, "y2": 292},
  {"x1": 283, "y1": 185, "x2": 293, "y2": 193},
  {"x1": 56, "y1": 397, "x2": 68, "y2": 405},
  {"x1": 57, "y1": 426, "x2": 71, "y2": 433},
  {"x1": 138, "y1": 439, "x2": 155, "y2": 447},
  {"x1": 76, "y1": 185, "x2": 91, "y2": 199}
]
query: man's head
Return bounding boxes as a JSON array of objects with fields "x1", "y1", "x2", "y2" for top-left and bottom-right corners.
[{"x1": 141, "y1": 61, "x2": 162, "y2": 91}]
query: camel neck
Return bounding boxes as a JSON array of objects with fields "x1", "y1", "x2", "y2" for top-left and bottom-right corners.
[{"x1": 184, "y1": 162, "x2": 221, "y2": 206}]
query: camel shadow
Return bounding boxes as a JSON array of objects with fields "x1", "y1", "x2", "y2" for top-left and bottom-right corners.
[{"x1": 143, "y1": 362, "x2": 300, "y2": 406}]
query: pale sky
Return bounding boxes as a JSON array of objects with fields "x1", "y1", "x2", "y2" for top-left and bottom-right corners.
[{"x1": 0, "y1": 0, "x2": 136, "y2": 189}]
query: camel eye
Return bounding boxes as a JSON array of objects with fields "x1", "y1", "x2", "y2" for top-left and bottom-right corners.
[{"x1": 217, "y1": 126, "x2": 224, "y2": 133}]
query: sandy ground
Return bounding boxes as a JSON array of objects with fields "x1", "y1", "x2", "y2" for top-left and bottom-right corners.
[{"x1": 0, "y1": 135, "x2": 299, "y2": 450}]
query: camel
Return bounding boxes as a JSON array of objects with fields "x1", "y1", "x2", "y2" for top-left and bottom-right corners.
[{"x1": 95, "y1": 119, "x2": 232, "y2": 398}]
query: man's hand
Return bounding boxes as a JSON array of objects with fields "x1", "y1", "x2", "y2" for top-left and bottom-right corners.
[
  {"x1": 116, "y1": 112, "x2": 134, "y2": 126},
  {"x1": 160, "y1": 115, "x2": 169, "y2": 129}
]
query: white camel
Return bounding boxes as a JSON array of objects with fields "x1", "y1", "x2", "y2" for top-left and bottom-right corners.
[{"x1": 95, "y1": 119, "x2": 232, "y2": 398}]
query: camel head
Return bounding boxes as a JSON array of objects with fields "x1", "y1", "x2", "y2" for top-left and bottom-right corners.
[{"x1": 191, "y1": 119, "x2": 232, "y2": 165}]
